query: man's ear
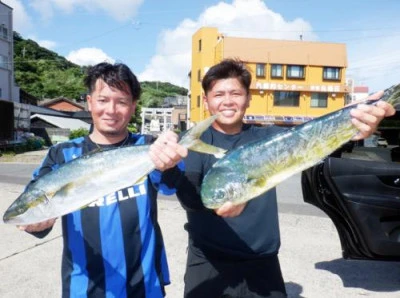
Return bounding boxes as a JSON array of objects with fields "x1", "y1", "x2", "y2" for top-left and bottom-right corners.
[
  {"x1": 203, "y1": 94, "x2": 209, "y2": 111},
  {"x1": 86, "y1": 94, "x2": 92, "y2": 112}
]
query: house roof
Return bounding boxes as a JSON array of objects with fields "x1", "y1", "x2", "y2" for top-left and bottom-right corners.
[
  {"x1": 353, "y1": 86, "x2": 369, "y2": 93},
  {"x1": 223, "y1": 37, "x2": 347, "y2": 67},
  {"x1": 39, "y1": 97, "x2": 86, "y2": 110},
  {"x1": 29, "y1": 105, "x2": 70, "y2": 116},
  {"x1": 30, "y1": 114, "x2": 91, "y2": 130}
]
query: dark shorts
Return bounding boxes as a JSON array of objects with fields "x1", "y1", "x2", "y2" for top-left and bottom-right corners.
[{"x1": 184, "y1": 243, "x2": 287, "y2": 298}]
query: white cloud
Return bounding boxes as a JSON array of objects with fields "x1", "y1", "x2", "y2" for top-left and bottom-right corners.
[
  {"x1": 38, "y1": 39, "x2": 57, "y2": 50},
  {"x1": 2, "y1": 0, "x2": 33, "y2": 32},
  {"x1": 346, "y1": 34, "x2": 400, "y2": 91},
  {"x1": 66, "y1": 48, "x2": 115, "y2": 66},
  {"x1": 29, "y1": 0, "x2": 144, "y2": 22},
  {"x1": 27, "y1": 35, "x2": 57, "y2": 50},
  {"x1": 139, "y1": 0, "x2": 316, "y2": 87}
]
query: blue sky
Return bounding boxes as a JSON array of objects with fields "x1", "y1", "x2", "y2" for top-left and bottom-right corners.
[{"x1": 3, "y1": 0, "x2": 400, "y2": 92}]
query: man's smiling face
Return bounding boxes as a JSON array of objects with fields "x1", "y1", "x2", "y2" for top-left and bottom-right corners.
[{"x1": 204, "y1": 77, "x2": 250, "y2": 135}]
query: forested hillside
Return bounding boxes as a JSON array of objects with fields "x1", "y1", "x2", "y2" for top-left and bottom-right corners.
[{"x1": 12, "y1": 32, "x2": 188, "y2": 107}]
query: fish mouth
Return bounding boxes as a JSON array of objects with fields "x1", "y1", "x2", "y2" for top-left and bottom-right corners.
[
  {"x1": 3, "y1": 211, "x2": 19, "y2": 224},
  {"x1": 3, "y1": 214, "x2": 30, "y2": 225},
  {"x1": 3, "y1": 201, "x2": 23, "y2": 224}
]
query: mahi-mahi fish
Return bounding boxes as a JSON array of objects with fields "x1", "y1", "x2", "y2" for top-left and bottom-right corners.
[
  {"x1": 201, "y1": 83, "x2": 400, "y2": 209},
  {"x1": 3, "y1": 115, "x2": 226, "y2": 225}
]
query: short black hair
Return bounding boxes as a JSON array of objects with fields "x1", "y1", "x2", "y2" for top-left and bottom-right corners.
[
  {"x1": 84, "y1": 62, "x2": 141, "y2": 101},
  {"x1": 202, "y1": 59, "x2": 252, "y2": 95}
]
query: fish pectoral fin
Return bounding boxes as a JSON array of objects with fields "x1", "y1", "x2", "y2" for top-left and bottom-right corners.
[
  {"x1": 188, "y1": 140, "x2": 227, "y2": 158},
  {"x1": 247, "y1": 176, "x2": 266, "y2": 188},
  {"x1": 54, "y1": 182, "x2": 75, "y2": 197}
]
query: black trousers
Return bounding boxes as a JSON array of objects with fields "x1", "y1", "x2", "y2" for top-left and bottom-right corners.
[{"x1": 183, "y1": 243, "x2": 287, "y2": 298}]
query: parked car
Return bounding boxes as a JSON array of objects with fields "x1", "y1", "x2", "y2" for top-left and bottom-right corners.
[
  {"x1": 377, "y1": 137, "x2": 388, "y2": 148},
  {"x1": 329, "y1": 141, "x2": 355, "y2": 158},
  {"x1": 302, "y1": 156, "x2": 400, "y2": 261},
  {"x1": 391, "y1": 146, "x2": 400, "y2": 162}
]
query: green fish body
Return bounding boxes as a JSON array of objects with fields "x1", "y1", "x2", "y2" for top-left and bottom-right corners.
[
  {"x1": 201, "y1": 84, "x2": 400, "y2": 209},
  {"x1": 3, "y1": 115, "x2": 225, "y2": 225}
]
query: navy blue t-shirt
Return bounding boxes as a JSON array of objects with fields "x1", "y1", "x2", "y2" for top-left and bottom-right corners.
[{"x1": 177, "y1": 124, "x2": 285, "y2": 259}]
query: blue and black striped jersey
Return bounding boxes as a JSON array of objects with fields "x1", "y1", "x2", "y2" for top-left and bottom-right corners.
[{"x1": 31, "y1": 133, "x2": 182, "y2": 298}]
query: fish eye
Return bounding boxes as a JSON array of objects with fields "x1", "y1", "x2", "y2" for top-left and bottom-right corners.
[{"x1": 215, "y1": 190, "x2": 226, "y2": 201}]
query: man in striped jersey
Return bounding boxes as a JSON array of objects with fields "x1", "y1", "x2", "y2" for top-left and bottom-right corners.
[{"x1": 18, "y1": 62, "x2": 188, "y2": 298}]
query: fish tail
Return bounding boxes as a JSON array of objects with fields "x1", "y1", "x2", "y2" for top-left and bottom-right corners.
[
  {"x1": 184, "y1": 114, "x2": 219, "y2": 139},
  {"x1": 179, "y1": 114, "x2": 226, "y2": 157},
  {"x1": 381, "y1": 83, "x2": 400, "y2": 107}
]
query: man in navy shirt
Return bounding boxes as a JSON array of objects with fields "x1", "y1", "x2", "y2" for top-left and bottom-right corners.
[
  {"x1": 177, "y1": 59, "x2": 396, "y2": 297},
  {"x1": 18, "y1": 62, "x2": 188, "y2": 298}
]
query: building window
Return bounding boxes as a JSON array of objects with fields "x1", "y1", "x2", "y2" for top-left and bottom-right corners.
[
  {"x1": 198, "y1": 39, "x2": 202, "y2": 52},
  {"x1": 0, "y1": 54, "x2": 7, "y2": 69},
  {"x1": 256, "y1": 63, "x2": 265, "y2": 77},
  {"x1": 271, "y1": 64, "x2": 283, "y2": 78},
  {"x1": 197, "y1": 95, "x2": 200, "y2": 108},
  {"x1": 197, "y1": 69, "x2": 201, "y2": 82},
  {"x1": 0, "y1": 25, "x2": 7, "y2": 39},
  {"x1": 311, "y1": 93, "x2": 328, "y2": 108},
  {"x1": 286, "y1": 65, "x2": 305, "y2": 79},
  {"x1": 273, "y1": 91, "x2": 300, "y2": 107},
  {"x1": 323, "y1": 67, "x2": 340, "y2": 81}
]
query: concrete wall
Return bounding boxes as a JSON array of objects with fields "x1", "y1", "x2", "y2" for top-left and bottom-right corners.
[{"x1": 31, "y1": 127, "x2": 70, "y2": 146}]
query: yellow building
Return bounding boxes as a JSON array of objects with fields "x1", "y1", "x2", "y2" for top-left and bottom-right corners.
[{"x1": 190, "y1": 27, "x2": 349, "y2": 126}]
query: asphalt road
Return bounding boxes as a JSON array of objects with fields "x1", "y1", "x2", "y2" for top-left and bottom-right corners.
[
  {"x1": 0, "y1": 163, "x2": 37, "y2": 185},
  {"x1": 1, "y1": 154, "x2": 400, "y2": 297}
]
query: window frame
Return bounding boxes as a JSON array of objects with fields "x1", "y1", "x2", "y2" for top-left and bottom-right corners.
[
  {"x1": 256, "y1": 63, "x2": 265, "y2": 78},
  {"x1": 0, "y1": 54, "x2": 8, "y2": 69},
  {"x1": 310, "y1": 92, "x2": 328, "y2": 108},
  {"x1": 323, "y1": 67, "x2": 341, "y2": 81},
  {"x1": 0, "y1": 25, "x2": 7, "y2": 40},
  {"x1": 273, "y1": 91, "x2": 300, "y2": 107},
  {"x1": 286, "y1": 65, "x2": 305, "y2": 79},
  {"x1": 271, "y1": 64, "x2": 283, "y2": 78}
]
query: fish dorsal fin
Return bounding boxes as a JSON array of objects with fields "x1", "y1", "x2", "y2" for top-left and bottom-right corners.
[
  {"x1": 87, "y1": 147, "x2": 103, "y2": 155},
  {"x1": 85, "y1": 145, "x2": 121, "y2": 157}
]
